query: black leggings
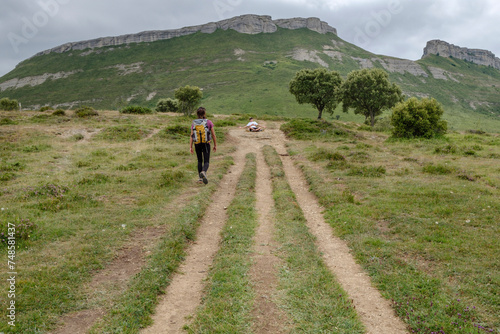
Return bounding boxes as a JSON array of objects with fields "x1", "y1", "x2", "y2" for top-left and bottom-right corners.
[{"x1": 195, "y1": 143, "x2": 210, "y2": 175}]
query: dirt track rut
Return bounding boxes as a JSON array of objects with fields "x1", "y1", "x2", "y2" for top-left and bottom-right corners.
[{"x1": 141, "y1": 125, "x2": 407, "y2": 333}]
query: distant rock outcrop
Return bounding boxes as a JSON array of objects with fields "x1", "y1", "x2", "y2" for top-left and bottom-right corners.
[
  {"x1": 422, "y1": 40, "x2": 500, "y2": 70},
  {"x1": 34, "y1": 15, "x2": 337, "y2": 57}
]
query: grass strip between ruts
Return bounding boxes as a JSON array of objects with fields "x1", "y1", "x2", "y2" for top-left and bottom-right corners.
[
  {"x1": 262, "y1": 145, "x2": 365, "y2": 334},
  {"x1": 88, "y1": 156, "x2": 234, "y2": 333},
  {"x1": 186, "y1": 153, "x2": 258, "y2": 333}
]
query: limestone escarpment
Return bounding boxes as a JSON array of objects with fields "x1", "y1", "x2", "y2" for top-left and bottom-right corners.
[
  {"x1": 34, "y1": 15, "x2": 337, "y2": 56},
  {"x1": 422, "y1": 40, "x2": 500, "y2": 70}
]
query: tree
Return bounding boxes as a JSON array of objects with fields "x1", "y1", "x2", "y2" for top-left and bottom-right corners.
[
  {"x1": 289, "y1": 68, "x2": 343, "y2": 120},
  {"x1": 174, "y1": 85, "x2": 203, "y2": 116},
  {"x1": 390, "y1": 97, "x2": 447, "y2": 138},
  {"x1": 341, "y1": 68, "x2": 403, "y2": 127}
]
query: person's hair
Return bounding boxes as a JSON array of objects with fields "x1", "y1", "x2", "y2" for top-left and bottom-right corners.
[
  {"x1": 197, "y1": 107, "x2": 206, "y2": 118},
  {"x1": 249, "y1": 117, "x2": 253, "y2": 120}
]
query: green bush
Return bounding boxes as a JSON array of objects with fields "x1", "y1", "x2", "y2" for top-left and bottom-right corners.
[
  {"x1": 0, "y1": 98, "x2": 20, "y2": 111},
  {"x1": 309, "y1": 147, "x2": 345, "y2": 162},
  {"x1": 156, "y1": 98, "x2": 178, "y2": 113},
  {"x1": 52, "y1": 109, "x2": 66, "y2": 116},
  {"x1": 98, "y1": 125, "x2": 151, "y2": 141},
  {"x1": 158, "y1": 169, "x2": 185, "y2": 187},
  {"x1": 434, "y1": 144, "x2": 458, "y2": 154},
  {"x1": 40, "y1": 106, "x2": 52, "y2": 112},
  {"x1": 347, "y1": 165, "x2": 386, "y2": 177},
  {"x1": 74, "y1": 106, "x2": 98, "y2": 118},
  {"x1": 422, "y1": 163, "x2": 455, "y2": 175},
  {"x1": 120, "y1": 106, "x2": 153, "y2": 114},
  {"x1": 0, "y1": 118, "x2": 17, "y2": 125},
  {"x1": 391, "y1": 97, "x2": 447, "y2": 138},
  {"x1": 158, "y1": 125, "x2": 190, "y2": 140},
  {"x1": 280, "y1": 118, "x2": 348, "y2": 140}
]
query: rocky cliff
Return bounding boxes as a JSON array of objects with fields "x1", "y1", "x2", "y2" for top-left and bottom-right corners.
[
  {"x1": 34, "y1": 15, "x2": 337, "y2": 56},
  {"x1": 422, "y1": 40, "x2": 500, "y2": 70}
]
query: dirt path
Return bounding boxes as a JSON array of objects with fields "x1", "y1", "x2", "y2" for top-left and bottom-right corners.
[
  {"x1": 271, "y1": 129, "x2": 408, "y2": 334},
  {"x1": 141, "y1": 133, "x2": 250, "y2": 334},
  {"x1": 54, "y1": 122, "x2": 407, "y2": 333}
]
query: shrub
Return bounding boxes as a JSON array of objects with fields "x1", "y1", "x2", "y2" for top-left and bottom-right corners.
[
  {"x1": 0, "y1": 98, "x2": 20, "y2": 111},
  {"x1": 74, "y1": 106, "x2": 98, "y2": 118},
  {"x1": 156, "y1": 98, "x2": 178, "y2": 113},
  {"x1": 120, "y1": 106, "x2": 153, "y2": 114},
  {"x1": 158, "y1": 125, "x2": 190, "y2": 140},
  {"x1": 434, "y1": 144, "x2": 458, "y2": 154},
  {"x1": 0, "y1": 118, "x2": 17, "y2": 125},
  {"x1": 40, "y1": 106, "x2": 52, "y2": 112},
  {"x1": 391, "y1": 97, "x2": 447, "y2": 138},
  {"x1": 422, "y1": 163, "x2": 454, "y2": 175},
  {"x1": 280, "y1": 118, "x2": 348, "y2": 140},
  {"x1": 347, "y1": 165, "x2": 386, "y2": 177},
  {"x1": 52, "y1": 109, "x2": 66, "y2": 116},
  {"x1": 309, "y1": 147, "x2": 345, "y2": 162},
  {"x1": 158, "y1": 169, "x2": 185, "y2": 187},
  {"x1": 98, "y1": 125, "x2": 150, "y2": 141}
]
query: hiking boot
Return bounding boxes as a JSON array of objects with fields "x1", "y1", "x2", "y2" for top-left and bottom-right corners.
[{"x1": 200, "y1": 171, "x2": 208, "y2": 184}]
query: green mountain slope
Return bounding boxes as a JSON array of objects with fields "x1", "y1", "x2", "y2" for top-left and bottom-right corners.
[{"x1": 1, "y1": 26, "x2": 499, "y2": 131}]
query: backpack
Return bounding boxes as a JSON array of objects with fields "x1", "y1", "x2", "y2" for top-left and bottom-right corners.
[{"x1": 192, "y1": 119, "x2": 211, "y2": 144}]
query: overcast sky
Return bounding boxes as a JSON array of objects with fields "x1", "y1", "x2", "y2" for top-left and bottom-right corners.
[{"x1": 1, "y1": 0, "x2": 499, "y2": 77}]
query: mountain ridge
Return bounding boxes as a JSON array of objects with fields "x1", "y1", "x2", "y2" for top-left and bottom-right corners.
[
  {"x1": 1, "y1": 15, "x2": 499, "y2": 132},
  {"x1": 33, "y1": 14, "x2": 336, "y2": 57},
  {"x1": 423, "y1": 39, "x2": 500, "y2": 70}
]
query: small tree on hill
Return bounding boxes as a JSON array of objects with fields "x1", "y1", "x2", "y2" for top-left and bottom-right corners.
[
  {"x1": 289, "y1": 68, "x2": 343, "y2": 120},
  {"x1": 174, "y1": 85, "x2": 203, "y2": 116},
  {"x1": 341, "y1": 68, "x2": 403, "y2": 127},
  {"x1": 391, "y1": 97, "x2": 447, "y2": 138}
]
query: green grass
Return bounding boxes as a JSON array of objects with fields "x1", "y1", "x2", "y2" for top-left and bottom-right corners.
[
  {"x1": 284, "y1": 121, "x2": 499, "y2": 333},
  {"x1": 262, "y1": 145, "x2": 365, "y2": 333},
  {"x1": 0, "y1": 110, "x2": 234, "y2": 333},
  {"x1": 186, "y1": 153, "x2": 258, "y2": 333}
]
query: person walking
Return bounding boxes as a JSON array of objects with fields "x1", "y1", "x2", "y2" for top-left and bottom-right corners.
[{"x1": 190, "y1": 107, "x2": 216, "y2": 184}]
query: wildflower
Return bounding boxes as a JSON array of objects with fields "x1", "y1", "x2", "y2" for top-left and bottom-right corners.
[
  {"x1": 435, "y1": 222, "x2": 439, "y2": 225},
  {"x1": 121, "y1": 224, "x2": 126, "y2": 229},
  {"x1": 466, "y1": 219, "x2": 470, "y2": 223}
]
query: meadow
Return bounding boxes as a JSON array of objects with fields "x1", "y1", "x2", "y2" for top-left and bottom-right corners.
[
  {"x1": 284, "y1": 119, "x2": 499, "y2": 333},
  {"x1": 0, "y1": 108, "x2": 498, "y2": 333}
]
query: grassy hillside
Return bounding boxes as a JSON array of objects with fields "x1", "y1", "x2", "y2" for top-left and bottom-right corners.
[
  {"x1": 1, "y1": 27, "x2": 500, "y2": 131},
  {"x1": 0, "y1": 111, "x2": 498, "y2": 333}
]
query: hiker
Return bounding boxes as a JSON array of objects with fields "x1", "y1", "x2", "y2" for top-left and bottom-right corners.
[
  {"x1": 190, "y1": 107, "x2": 217, "y2": 184},
  {"x1": 240, "y1": 117, "x2": 265, "y2": 132}
]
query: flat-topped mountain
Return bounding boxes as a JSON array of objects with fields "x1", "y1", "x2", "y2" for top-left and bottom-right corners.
[
  {"x1": 34, "y1": 15, "x2": 337, "y2": 56},
  {"x1": 1, "y1": 15, "x2": 499, "y2": 132},
  {"x1": 423, "y1": 39, "x2": 500, "y2": 70}
]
